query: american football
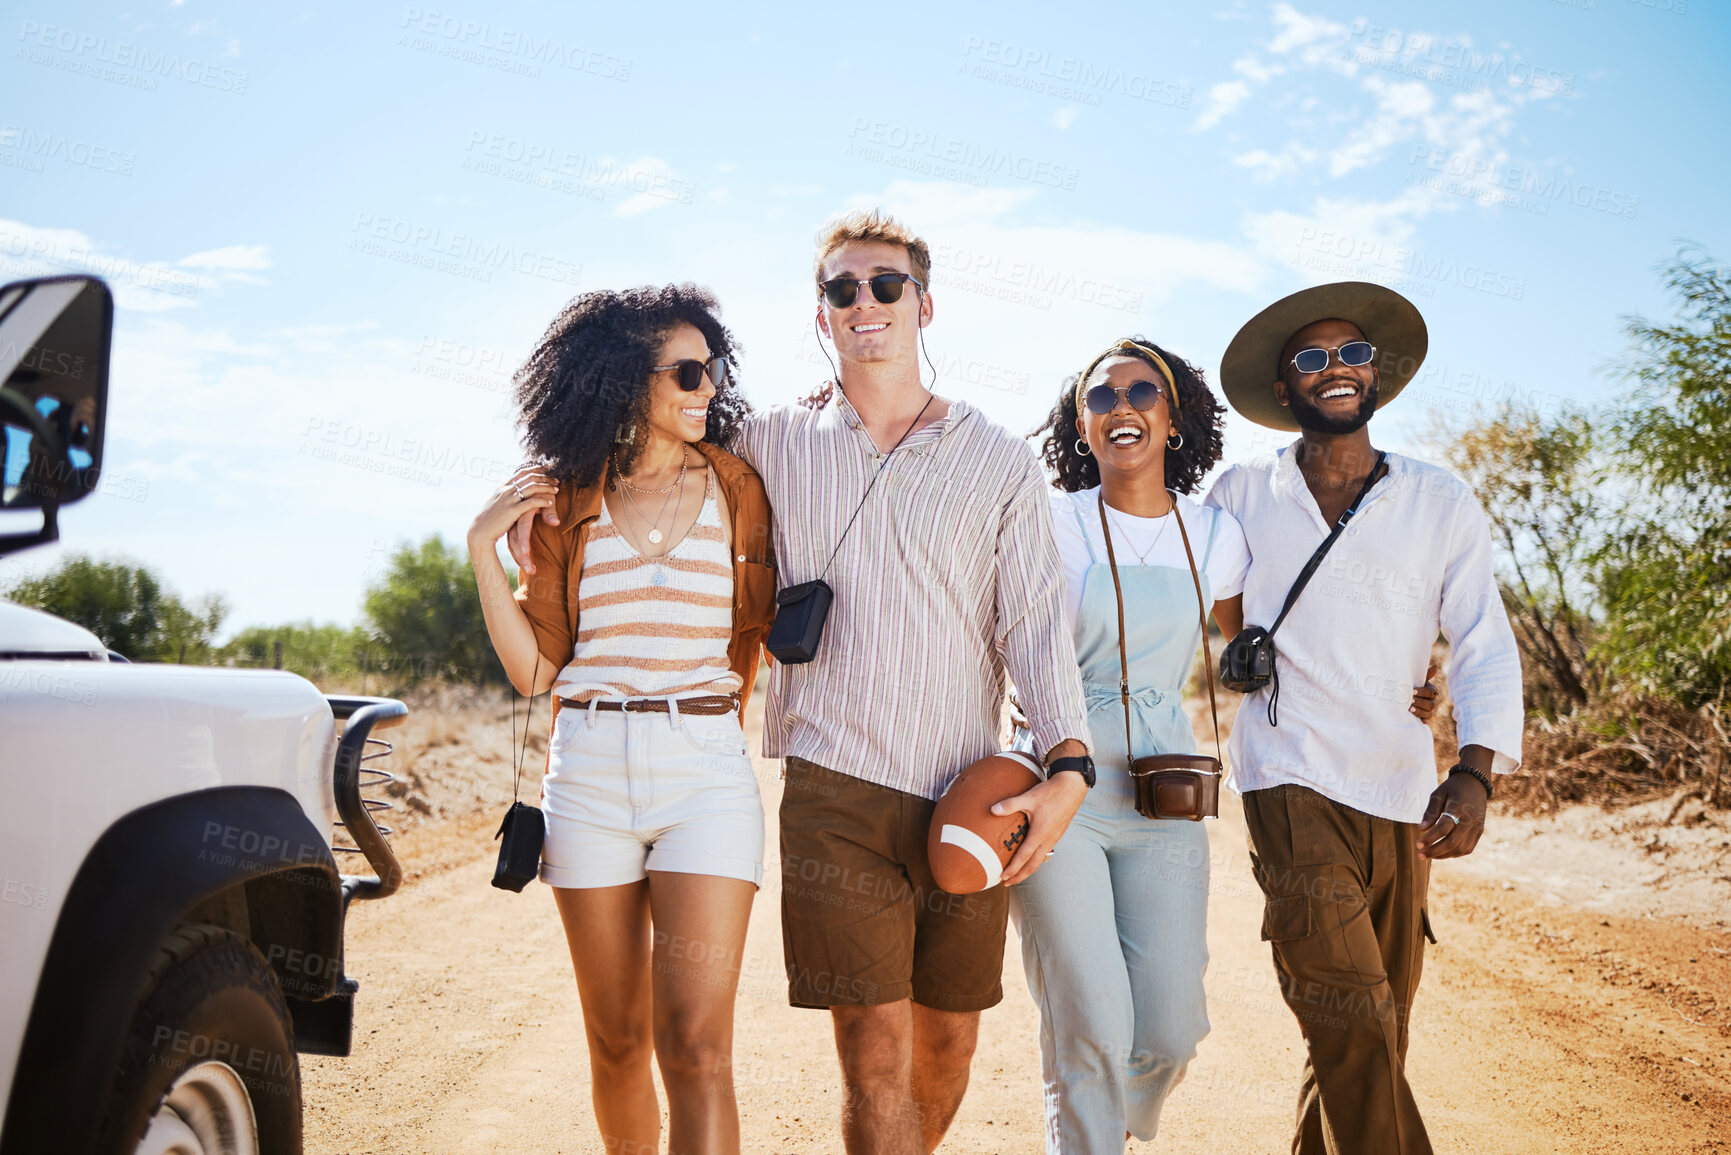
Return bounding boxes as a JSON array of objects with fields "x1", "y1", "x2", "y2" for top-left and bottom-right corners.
[{"x1": 927, "y1": 750, "x2": 1043, "y2": 894}]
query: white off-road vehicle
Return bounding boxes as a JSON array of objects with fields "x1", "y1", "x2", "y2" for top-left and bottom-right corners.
[{"x1": 0, "y1": 275, "x2": 406, "y2": 1154}]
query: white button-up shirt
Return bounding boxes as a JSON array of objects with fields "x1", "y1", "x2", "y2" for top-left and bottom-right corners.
[{"x1": 1205, "y1": 443, "x2": 1523, "y2": 823}]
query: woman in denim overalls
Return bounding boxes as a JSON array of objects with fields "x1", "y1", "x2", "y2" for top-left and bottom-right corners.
[{"x1": 1013, "y1": 339, "x2": 1249, "y2": 1152}]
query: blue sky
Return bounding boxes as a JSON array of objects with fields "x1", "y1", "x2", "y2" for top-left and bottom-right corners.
[{"x1": 2, "y1": 0, "x2": 1726, "y2": 632}]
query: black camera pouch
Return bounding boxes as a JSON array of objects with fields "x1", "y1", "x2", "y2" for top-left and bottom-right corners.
[
  {"x1": 492, "y1": 800, "x2": 544, "y2": 892},
  {"x1": 492, "y1": 652, "x2": 546, "y2": 893},
  {"x1": 766, "y1": 579, "x2": 834, "y2": 665},
  {"x1": 1219, "y1": 625, "x2": 1276, "y2": 693}
]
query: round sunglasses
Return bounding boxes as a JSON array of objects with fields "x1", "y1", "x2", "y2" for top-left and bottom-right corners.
[
  {"x1": 818, "y1": 272, "x2": 924, "y2": 309},
  {"x1": 1289, "y1": 340, "x2": 1376, "y2": 375},
  {"x1": 1084, "y1": 379, "x2": 1167, "y2": 415},
  {"x1": 650, "y1": 355, "x2": 729, "y2": 392}
]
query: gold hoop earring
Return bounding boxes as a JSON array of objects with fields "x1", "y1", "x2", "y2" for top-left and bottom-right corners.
[{"x1": 1074, "y1": 437, "x2": 1092, "y2": 456}]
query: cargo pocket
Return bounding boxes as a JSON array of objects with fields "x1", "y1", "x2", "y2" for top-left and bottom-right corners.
[
  {"x1": 1420, "y1": 906, "x2": 1438, "y2": 945},
  {"x1": 1261, "y1": 893, "x2": 1311, "y2": 943}
]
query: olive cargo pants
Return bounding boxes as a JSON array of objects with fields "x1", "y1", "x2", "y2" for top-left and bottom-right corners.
[{"x1": 1243, "y1": 784, "x2": 1436, "y2": 1155}]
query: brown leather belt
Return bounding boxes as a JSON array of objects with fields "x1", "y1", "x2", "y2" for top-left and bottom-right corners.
[{"x1": 558, "y1": 694, "x2": 739, "y2": 716}]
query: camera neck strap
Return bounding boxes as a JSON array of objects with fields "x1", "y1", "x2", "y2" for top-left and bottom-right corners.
[
  {"x1": 814, "y1": 388, "x2": 935, "y2": 582},
  {"x1": 1097, "y1": 492, "x2": 1222, "y2": 767},
  {"x1": 1265, "y1": 450, "x2": 1387, "y2": 638}
]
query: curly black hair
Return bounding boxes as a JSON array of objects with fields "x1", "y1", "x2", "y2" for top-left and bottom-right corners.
[
  {"x1": 514, "y1": 283, "x2": 749, "y2": 488},
  {"x1": 1035, "y1": 337, "x2": 1226, "y2": 495}
]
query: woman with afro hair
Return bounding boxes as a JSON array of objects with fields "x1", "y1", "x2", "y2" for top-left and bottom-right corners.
[
  {"x1": 1010, "y1": 337, "x2": 1251, "y2": 1151},
  {"x1": 468, "y1": 283, "x2": 775, "y2": 1155}
]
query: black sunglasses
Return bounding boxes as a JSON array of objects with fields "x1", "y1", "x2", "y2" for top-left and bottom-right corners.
[
  {"x1": 1290, "y1": 341, "x2": 1375, "y2": 375},
  {"x1": 650, "y1": 355, "x2": 729, "y2": 392},
  {"x1": 1084, "y1": 379, "x2": 1166, "y2": 415},
  {"x1": 818, "y1": 272, "x2": 924, "y2": 309}
]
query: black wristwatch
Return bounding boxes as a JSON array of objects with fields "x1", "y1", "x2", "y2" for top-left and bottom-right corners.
[{"x1": 1046, "y1": 754, "x2": 1096, "y2": 788}]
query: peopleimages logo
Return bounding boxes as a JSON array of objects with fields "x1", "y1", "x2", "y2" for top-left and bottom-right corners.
[
  {"x1": 958, "y1": 36, "x2": 1191, "y2": 109},
  {"x1": 1345, "y1": 22, "x2": 1575, "y2": 96},
  {"x1": 1409, "y1": 144, "x2": 1640, "y2": 221},
  {"x1": 846, "y1": 119, "x2": 1080, "y2": 191},
  {"x1": 398, "y1": 8, "x2": 631, "y2": 81},
  {"x1": 15, "y1": 20, "x2": 251, "y2": 94},
  {"x1": 348, "y1": 212, "x2": 583, "y2": 286},
  {"x1": 0, "y1": 124, "x2": 135, "y2": 175}
]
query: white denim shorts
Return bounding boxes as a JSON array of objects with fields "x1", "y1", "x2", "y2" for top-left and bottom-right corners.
[{"x1": 539, "y1": 700, "x2": 764, "y2": 889}]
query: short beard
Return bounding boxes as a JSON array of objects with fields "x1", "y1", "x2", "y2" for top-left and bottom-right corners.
[{"x1": 1289, "y1": 374, "x2": 1379, "y2": 435}]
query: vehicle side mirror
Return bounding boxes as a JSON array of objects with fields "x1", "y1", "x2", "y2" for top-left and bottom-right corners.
[{"x1": 0, "y1": 276, "x2": 113, "y2": 555}]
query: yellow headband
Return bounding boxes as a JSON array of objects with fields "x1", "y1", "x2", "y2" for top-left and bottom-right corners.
[{"x1": 1074, "y1": 340, "x2": 1181, "y2": 422}]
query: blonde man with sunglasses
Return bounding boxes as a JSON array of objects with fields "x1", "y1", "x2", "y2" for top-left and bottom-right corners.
[{"x1": 749, "y1": 210, "x2": 1093, "y2": 1155}]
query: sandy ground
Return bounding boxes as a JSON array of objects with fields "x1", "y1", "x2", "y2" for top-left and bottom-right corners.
[{"x1": 303, "y1": 690, "x2": 1731, "y2": 1153}]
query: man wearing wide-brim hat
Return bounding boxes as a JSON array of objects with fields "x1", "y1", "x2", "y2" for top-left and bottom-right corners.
[{"x1": 1205, "y1": 282, "x2": 1524, "y2": 1154}]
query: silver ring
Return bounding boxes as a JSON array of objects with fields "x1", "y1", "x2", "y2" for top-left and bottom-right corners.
[
  {"x1": 1440, "y1": 810, "x2": 1460, "y2": 826},
  {"x1": 512, "y1": 483, "x2": 526, "y2": 499}
]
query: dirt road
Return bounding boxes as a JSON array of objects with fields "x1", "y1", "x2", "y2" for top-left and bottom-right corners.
[{"x1": 303, "y1": 697, "x2": 1730, "y2": 1153}]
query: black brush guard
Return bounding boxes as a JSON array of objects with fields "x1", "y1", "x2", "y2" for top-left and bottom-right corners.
[
  {"x1": 291, "y1": 696, "x2": 408, "y2": 1057},
  {"x1": 325, "y1": 695, "x2": 407, "y2": 904}
]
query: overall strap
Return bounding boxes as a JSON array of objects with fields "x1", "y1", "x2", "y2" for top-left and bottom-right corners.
[
  {"x1": 1171, "y1": 501, "x2": 1223, "y2": 764},
  {"x1": 1071, "y1": 493, "x2": 1098, "y2": 564},
  {"x1": 1096, "y1": 495, "x2": 1135, "y2": 768},
  {"x1": 1200, "y1": 502, "x2": 1221, "y2": 573}
]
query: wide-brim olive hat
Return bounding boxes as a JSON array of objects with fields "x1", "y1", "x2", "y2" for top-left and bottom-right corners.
[{"x1": 1220, "y1": 281, "x2": 1428, "y2": 431}]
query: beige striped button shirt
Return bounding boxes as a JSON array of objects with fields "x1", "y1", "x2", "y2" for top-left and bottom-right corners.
[{"x1": 734, "y1": 390, "x2": 1091, "y2": 800}]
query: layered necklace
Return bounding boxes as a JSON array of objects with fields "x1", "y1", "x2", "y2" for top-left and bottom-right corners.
[{"x1": 612, "y1": 448, "x2": 688, "y2": 547}]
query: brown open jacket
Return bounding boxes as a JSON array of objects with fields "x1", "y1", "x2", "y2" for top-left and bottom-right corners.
[{"x1": 514, "y1": 441, "x2": 776, "y2": 710}]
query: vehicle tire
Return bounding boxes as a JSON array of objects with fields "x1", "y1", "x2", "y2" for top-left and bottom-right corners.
[{"x1": 95, "y1": 923, "x2": 301, "y2": 1155}]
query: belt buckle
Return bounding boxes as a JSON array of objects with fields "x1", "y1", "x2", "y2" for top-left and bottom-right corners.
[{"x1": 622, "y1": 698, "x2": 650, "y2": 713}]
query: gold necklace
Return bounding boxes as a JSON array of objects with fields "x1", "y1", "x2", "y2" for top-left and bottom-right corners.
[{"x1": 615, "y1": 450, "x2": 687, "y2": 546}]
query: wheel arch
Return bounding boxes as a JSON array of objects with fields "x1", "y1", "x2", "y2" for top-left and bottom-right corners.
[{"x1": 0, "y1": 786, "x2": 341, "y2": 1155}]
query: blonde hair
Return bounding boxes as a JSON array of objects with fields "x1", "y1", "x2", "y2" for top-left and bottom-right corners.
[{"x1": 812, "y1": 208, "x2": 931, "y2": 289}]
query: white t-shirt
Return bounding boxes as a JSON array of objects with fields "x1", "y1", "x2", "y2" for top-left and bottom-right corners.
[{"x1": 1048, "y1": 488, "x2": 1251, "y2": 634}]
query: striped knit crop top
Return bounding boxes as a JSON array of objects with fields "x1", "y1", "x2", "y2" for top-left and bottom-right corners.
[{"x1": 555, "y1": 469, "x2": 742, "y2": 703}]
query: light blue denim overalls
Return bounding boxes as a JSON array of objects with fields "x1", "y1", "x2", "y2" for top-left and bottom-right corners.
[{"x1": 1013, "y1": 493, "x2": 1219, "y2": 1153}]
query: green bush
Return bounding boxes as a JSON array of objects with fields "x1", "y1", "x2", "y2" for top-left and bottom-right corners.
[
  {"x1": 5, "y1": 555, "x2": 226, "y2": 662},
  {"x1": 1433, "y1": 247, "x2": 1731, "y2": 808},
  {"x1": 361, "y1": 535, "x2": 508, "y2": 686}
]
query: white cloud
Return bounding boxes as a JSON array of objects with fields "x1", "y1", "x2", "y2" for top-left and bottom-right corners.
[
  {"x1": 611, "y1": 156, "x2": 691, "y2": 218},
  {"x1": 1267, "y1": 1, "x2": 1355, "y2": 75},
  {"x1": 1328, "y1": 77, "x2": 1435, "y2": 177},
  {"x1": 1243, "y1": 190, "x2": 1429, "y2": 267},
  {"x1": 1201, "y1": 4, "x2": 1560, "y2": 281},
  {"x1": 1234, "y1": 54, "x2": 1284, "y2": 84},
  {"x1": 1193, "y1": 80, "x2": 1253, "y2": 132},
  {"x1": 1234, "y1": 144, "x2": 1320, "y2": 181},
  {"x1": 1051, "y1": 105, "x2": 1082, "y2": 131},
  {"x1": 0, "y1": 218, "x2": 206, "y2": 311},
  {"x1": 180, "y1": 244, "x2": 272, "y2": 271}
]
